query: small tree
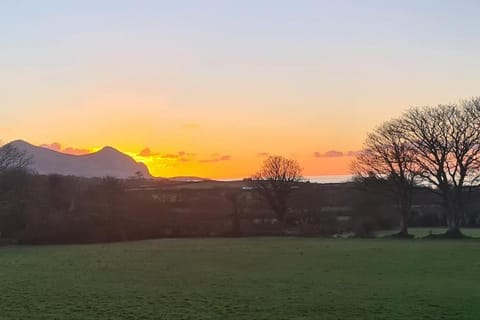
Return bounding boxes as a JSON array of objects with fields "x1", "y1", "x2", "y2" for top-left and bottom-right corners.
[
  {"x1": 0, "y1": 143, "x2": 31, "y2": 173},
  {"x1": 352, "y1": 120, "x2": 419, "y2": 236},
  {"x1": 250, "y1": 155, "x2": 303, "y2": 231},
  {"x1": 0, "y1": 142, "x2": 32, "y2": 238}
]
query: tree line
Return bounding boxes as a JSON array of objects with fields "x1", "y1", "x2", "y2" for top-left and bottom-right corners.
[
  {"x1": 244, "y1": 97, "x2": 480, "y2": 238},
  {"x1": 1, "y1": 97, "x2": 480, "y2": 242},
  {"x1": 353, "y1": 97, "x2": 480, "y2": 237}
]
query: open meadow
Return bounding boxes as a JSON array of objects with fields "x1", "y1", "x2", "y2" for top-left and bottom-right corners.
[{"x1": 1, "y1": 236, "x2": 479, "y2": 320}]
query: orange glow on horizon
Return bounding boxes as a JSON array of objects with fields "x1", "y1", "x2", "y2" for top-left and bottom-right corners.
[
  {"x1": 38, "y1": 142, "x2": 357, "y2": 179},
  {"x1": 43, "y1": 146, "x2": 356, "y2": 179}
]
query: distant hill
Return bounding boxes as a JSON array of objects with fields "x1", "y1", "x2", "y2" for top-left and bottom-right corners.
[{"x1": 6, "y1": 140, "x2": 152, "y2": 179}]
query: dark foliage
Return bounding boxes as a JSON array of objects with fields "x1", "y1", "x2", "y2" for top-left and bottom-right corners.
[{"x1": 0, "y1": 174, "x2": 477, "y2": 244}]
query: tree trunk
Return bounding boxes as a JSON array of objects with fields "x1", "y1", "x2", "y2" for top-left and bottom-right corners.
[
  {"x1": 445, "y1": 197, "x2": 462, "y2": 237},
  {"x1": 398, "y1": 217, "x2": 408, "y2": 235},
  {"x1": 394, "y1": 205, "x2": 411, "y2": 238},
  {"x1": 396, "y1": 195, "x2": 411, "y2": 237},
  {"x1": 231, "y1": 208, "x2": 240, "y2": 236},
  {"x1": 277, "y1": 208, "x2": 288, "y2": 235},
  {"x1": 446, "y1": 215, "x2": 461, "y2": 236}
]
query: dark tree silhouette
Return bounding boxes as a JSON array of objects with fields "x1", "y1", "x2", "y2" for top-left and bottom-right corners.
[
  {"x1": 0, "y1": 143, "x2": 31, "y2": 173},
  {"x1": 223, "y1": 190, "x2": 247, "y2": 236},
  {"x1": 352, "y1": 119, "x2": 419, "y2": 236},
  {"x1": 250, "y1": 155, "x2": 303, "y2": 231},
  {"x1": 401, "y1": 98, "x2": 480, "y2": 236},
  {"x1": 0, "y1": 142, "x2": 32, "y2": 238}
]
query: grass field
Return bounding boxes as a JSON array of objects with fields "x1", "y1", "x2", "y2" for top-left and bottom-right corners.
[{"x1": 1, "y1": 237, "x2": 480, "y2": 319}]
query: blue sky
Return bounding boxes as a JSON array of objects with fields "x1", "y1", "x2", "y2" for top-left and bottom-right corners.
[{"x1": 1, "y1": 0, "x2": 479, "y2": 177}]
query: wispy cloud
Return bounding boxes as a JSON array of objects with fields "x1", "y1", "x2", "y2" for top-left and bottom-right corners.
[
  {"x1": 314, "y1": 150, "x2": 344, "y2": 158},
  {"x1": 163, "y1": 151, "x2": 195, "y2": 162},
  {"x1": 134, "y1": 149, "x2": 231, "y2": 172},
  {"x1": 63, "y1": 147, "x2": 92, "y2": 155},
  {"x1": 138, "y1": 148, "x2": 195, "y2": 163},
  {"x1": 138, "y1": 147, "x2": 159, "y2": 157},
  {"x1": 41, "y1": 142, "x2": 62, "y2": 151},
  {"x1": 346, "y1": 150, "x2": 361, "y2": 157},
  {"x1": 161, "y1": 153, "x2": 179, "y2": 159},
  {"x1": 199, "y1": 154, "x2": 232, "y2": 163},
  {"x1": 257, "y1": 152, "x2": 270, "y2": 157},
  {"x1": 40, "y1": 142, "x2": 90, "y2": 155},
  {"x1": 314, "y1": 150, "x2": 361, "y2": 158}
]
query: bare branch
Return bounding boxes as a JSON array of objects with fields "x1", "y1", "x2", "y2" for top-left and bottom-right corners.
[
  {"x1": 0, "y1": 143, "x2": 32, "y2": 173},
  {"x1": 250, "y1": 155, "x2": 303, "y2": 229}
]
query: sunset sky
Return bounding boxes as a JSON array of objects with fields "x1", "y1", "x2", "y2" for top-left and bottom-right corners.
[{"x1": 1, "y1": 0, "x2": 480, "y2": 178}]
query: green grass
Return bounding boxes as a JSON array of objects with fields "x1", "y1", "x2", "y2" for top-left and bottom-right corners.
[{"x1": 1, "y1": 238, "x2": 480, "y2": 319}]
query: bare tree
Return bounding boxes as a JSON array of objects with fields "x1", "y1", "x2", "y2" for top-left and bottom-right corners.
[
  {"x1": 250, "y1": 155, "x2": 303, "y2": 231},
  {"x1": 352, "y1": 119, "x2": 419, "y2": 236},
  {"x1": 0, "y1": 143, "x2": 31, "y2": 173},
  {"x1": 401, "y1": 98, "x2": 480, "y2": 236},
  {"x1": 0, "y1": 142, "x2": 32, "y2": 237}
]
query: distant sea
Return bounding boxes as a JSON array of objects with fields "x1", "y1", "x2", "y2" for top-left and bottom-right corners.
[
  {"x1": 305, "y1": 175, "x2": 353, "y2": 184},
  {"x1": 219, "y1": 175, "x2": 353, "y2": 184}
]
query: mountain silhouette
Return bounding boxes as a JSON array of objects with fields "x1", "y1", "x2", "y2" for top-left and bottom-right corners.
[{"x1": 7, "y1": 140, "x2": 152, "y2": 179}]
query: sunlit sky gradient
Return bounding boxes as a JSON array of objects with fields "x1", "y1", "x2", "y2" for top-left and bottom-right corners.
[{"x1": 1, "y1": 0, "x2": 480, "y2": 178}]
